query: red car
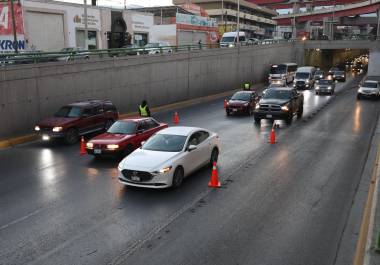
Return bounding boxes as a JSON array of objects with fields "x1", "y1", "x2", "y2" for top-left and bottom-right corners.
[
  {"x1": 226, "y1": 91, "x2": 258, "y2": 116},
  {"x1": 86, "y1": 117, "x2": 168, "y2": 157},
  {"x1": 34, "y1": 100, "x2": 118, "y2": 144}
]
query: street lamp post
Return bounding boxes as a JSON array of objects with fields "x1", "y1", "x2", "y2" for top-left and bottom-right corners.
[
  {"x1": 84, "y1": 0, "x2": 88, "y2": 49},
  {"x1": 331, "y1": 0, "x2": 336, "y2": 40},
  {"x1": 236, "y1": 0, "x2": 240, "y2": 45},
  {"x1": 377, "y1": 8, "x2": 380, "y2": 39}
]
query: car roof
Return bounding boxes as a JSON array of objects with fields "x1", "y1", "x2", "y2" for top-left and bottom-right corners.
[
  {"x1": 67, "y1": 100, "x2": 113, "y2": 107},
  {"x1": 157, "y1": 126, "x2": 206, "y2": 136},
  {"x1": 234, "y1": 90, "x2": 253, "y2": 94},
  {"x1": 268, "y1": 87, "x2": 293, "y2": 91},
  {"x1": 118, "y1": 117, "x2": 155, "y2": 122},
  {"x1": 364, "y1": 80, "x2": 378, "y2": 83}
]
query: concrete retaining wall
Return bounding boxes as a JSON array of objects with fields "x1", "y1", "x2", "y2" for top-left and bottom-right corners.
[{"x1": 0, "y1": 43, "x2": 304, "y2": 138}]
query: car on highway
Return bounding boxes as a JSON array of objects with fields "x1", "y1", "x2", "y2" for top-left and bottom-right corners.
[
  {"x1": 254, "y1": 87, "x2": 303, "y2": 125},
  {"x1": 314, "y1": 70, "x2": 324, "y2": 81},
  {"x1": 86, "y1": 117, "x2": 168, "y2": 157},
  {"x1": 137, "y1": 42, "x2": 173, "y2": 55},
  {"x1": 294, "y1": 66, "x2": 316, "y2": 89},
  {"x1": 333, "y1": 70, "x2": 346, "y2": 82},
  {"x1": 315, "y1": 79, "x2": 335, "y2": 95},
  {"x1": 118, "y1": 126, "x2": 220, "y2": 189},
  {"x1": 34, "y1": 100, "x2": 118, "y2": 144},
  {"x1": 357, "y1": 80, "x2": 380, "y2": 100},
  {"x1": 226, "y1": 91, "x2": 258, "y2": 116},
  {"x1": 327, "y1": 67, "x2": 340, "y2": 79}
]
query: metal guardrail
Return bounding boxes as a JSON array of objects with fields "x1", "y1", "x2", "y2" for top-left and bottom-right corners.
[{"x1": 0, "y1": 39, "x2": 296, "y2": 66}]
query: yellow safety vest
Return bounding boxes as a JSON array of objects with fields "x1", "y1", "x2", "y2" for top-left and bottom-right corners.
[
  {"x1": 244, "y1": 83, "x2": 250, "y2": 90},
  {"x1": 139, "y1": 105, "x2": 148, "y2": 117}
]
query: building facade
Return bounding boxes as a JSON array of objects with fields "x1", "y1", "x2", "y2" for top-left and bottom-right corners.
[{"x1": 173, "y1": 0, "x2": 278, "y2": 38}]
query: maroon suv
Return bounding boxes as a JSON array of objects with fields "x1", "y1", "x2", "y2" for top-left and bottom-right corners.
[{"x1": 34, "y1": 100, "x2": 119, "y2": 144}]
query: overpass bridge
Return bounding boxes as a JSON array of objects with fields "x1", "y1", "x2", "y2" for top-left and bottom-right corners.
[
  {"x1": 304, "y1": 39, "x2": 380, "y2": 49},
  {"x1": 248, "y1": 0, "x2": 365, "y2": 9}
]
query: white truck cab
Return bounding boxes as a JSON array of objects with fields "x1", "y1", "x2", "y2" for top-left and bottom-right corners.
[{"x1": 220, "y1": 32, "x2": 247, "y2": 48}]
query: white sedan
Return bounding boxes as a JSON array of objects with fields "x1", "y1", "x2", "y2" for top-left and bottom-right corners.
[{"x1": 118, "y1": 126, "x2": 220, "y2": 189}]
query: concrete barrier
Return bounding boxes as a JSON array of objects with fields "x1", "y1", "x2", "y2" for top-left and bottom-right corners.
[{"x1": 0, "y1": 42, "x2": 304, "y2": 138}]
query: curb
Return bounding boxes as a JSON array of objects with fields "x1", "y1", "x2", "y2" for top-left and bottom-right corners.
[{"x1": 0, "y1": 84, "x2": 264, "y2": 150}]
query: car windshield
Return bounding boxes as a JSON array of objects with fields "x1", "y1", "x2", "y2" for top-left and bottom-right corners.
[
  {"x1": 107, "y1": 121, "x2": 136, "y2": 134},
  {"x1": 54, "y1": 106, "x2": 82, "y2": 118},
  {"x1": 145, "y1": 43, "x2": 159, "y2": 48},
  {"x1": 263, "y1": 89, "x2": 292, "y2": 99},
  {"x1": 295, "y1": 72, "x2": 310, "y2": 79},
  {"x1": 318, "y1": 80, "x2": 332, "y2": 85},
  {"x1": 270, "y1": 65, "x2": 286, "y2": 74},
  {"x1": 335, "y1": 71, "x2": 344, "y2": 75},
  {"x1": 231, "y1": 92, "x2": 250, "y2": 101},
  {"x1": 221, "y1": 37, "x2": 235, "y2": 42},
  {"x1": 362, "y1": 82, "x2": 378, "y2": 88},
  {"x1": 142, "y1": 134, "x2": 187, "y2": 152}
]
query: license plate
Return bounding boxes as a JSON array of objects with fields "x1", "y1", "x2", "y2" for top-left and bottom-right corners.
[
  {"x1": 266, "y1": 114, "x2": 272, "y2": 118},
  {"x1": 131, "y1": 176, "x2": 140, "y2": 182},
  {"x1": 232, "y1": 108, "x2": 237, "y2": 112},
  {"x1": 94, "y1": 149, "x2": 101, "y2": 154}
]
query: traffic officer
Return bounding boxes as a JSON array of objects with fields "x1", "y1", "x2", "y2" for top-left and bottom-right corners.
[
  {"x1": 243, "y1": 82, "x2": 251, "y2": 90},
  {"x1": 138, "y1": 100, "x2": 151, "y2": 117}
]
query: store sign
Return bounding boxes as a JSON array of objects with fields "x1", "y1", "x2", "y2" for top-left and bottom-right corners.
[
  {"x1": 176, "y1": 13, "x2": 216, "y2": 28},
  {"x1": 132, "y1": 14, "x2": 152, "y2": 32},
  {"x1": 0, "y1": 3, "x2": 24, "y2": 35},
  {"x1": 73, "y1": 14, "x2": 100, "y2": 27},
  {"x1": 0, "y1": 37, "x2": 25, "y2": 50}
]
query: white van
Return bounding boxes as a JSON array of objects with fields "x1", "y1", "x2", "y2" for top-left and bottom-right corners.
[
  {"x1": 269, "y1": 63, "x2": 298, "y2": 85},
  {"x1": 220, "y1": 32, "x2": 247, "y2": 48},
  {"x1": 294, "y1": 66, "x2": 316, "y2": 89}
]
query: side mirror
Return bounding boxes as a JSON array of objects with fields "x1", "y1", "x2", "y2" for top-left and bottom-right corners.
[
  {"x1": 141, "y1": 141, "x2": 146, "y2": 146},
  {"x1": 187, "y1": 145, "x2": 197, "y2": 152}
]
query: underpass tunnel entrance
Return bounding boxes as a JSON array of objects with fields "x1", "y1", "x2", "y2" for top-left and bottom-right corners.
[{"x1": 305, "y1": 48, "x2": 369, "y2": 71}]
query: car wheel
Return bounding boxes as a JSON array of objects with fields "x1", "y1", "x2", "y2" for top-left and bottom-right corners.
[
  {"x1": 357, "y1": 94, "x2": 361, "y2": 100},
  {"x1": 209, "y1": 148, "x2": 219, "y2": 167},
  {"x1": 171, "y1": 167, "x2": 184, "y2": 188},
  {"x1": 316, "y1": 92, "x2": 319, "y2": 95},
  {"x1": 285, "y1": 114, "x2": 293, "y2": 125},
  {"x1": 297, "y1": 106, "x2": 303, "y2": 119},
  {"x1": 254, "y1": 116, "x2": 261, "y2": 124},
  {"x1": 104, "y1": 119, "x2": 114, "y2": 130},
  {"x1": 64, "y1": 128, "x2": 79, "y2": 144},
  {"x1": 226, "y1": 110, "x2": 230, "y2": 116}
]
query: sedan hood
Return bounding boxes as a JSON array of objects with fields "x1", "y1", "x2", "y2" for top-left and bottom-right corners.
[
  {"x1": 89, "y1": 133, "x2": 134, "y2": 144},
  {"x1": 121, "y1": 149, "x2": 179, "y2": 171},
  {"x1": 38, "y1": 117, "x2": 79, "y2": 127},
  {"x1": 259, "y1": 99, "x2": 290, "y2": 105}
]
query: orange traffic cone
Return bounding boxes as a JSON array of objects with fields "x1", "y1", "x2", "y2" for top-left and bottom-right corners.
[
  {"x1": 269, "y1": 128, "x2": 276, "y2": 144},
  {"x1": 224, "y1": 98, "x2": 228, "y2": 109},
  {"x1": 80, "y1": 136, "x2": 87, "y2": 155},
  {"x1": 173, "y1": 112, "x2": 180, "y2": 125},
  {"x1": 208, "y1": 162, "x2": 221, "y2": 188}
]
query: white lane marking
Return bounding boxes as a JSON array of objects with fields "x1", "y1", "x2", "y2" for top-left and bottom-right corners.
[{"x1": 0, "y1": 209, "x2": 41, "y2": 231}]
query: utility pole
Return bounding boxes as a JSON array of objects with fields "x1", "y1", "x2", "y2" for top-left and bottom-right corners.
[
  {"x1": 9, "y1": 0, "x2": 18, "y2": 53},
  {"x1": 377, "y1": 8, "x2": 380, "y2": 39},
  {"x1": 331, "y1": 0, "x2": 336, "y2": 40},
  {"x1": 84, "y1": 0, "x2": 88, "y2": 49}
]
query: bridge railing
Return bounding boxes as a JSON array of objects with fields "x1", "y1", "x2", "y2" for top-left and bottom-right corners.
[{"x1": 0, "y1": 39, "x2": 296, "y2": 66}]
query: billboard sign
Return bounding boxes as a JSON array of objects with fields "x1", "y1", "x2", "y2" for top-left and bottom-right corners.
[
  {"x1": 0, "y1": 3, "x2": 25, "y2": 52},
  {"x1": 176, "y1": 13, "x2": 217, "y2": 28}
]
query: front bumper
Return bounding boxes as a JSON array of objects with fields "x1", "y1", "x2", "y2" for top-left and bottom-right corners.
[
  {"x1": 253, "y1": 110, "x2": 289, "y2": 120},
  {"x1": 118, "y1": 169, "x2": 172, "y2": 189},
  {"x1": 37, "y1": 131, "x2": 65, "y2": 140},
  {"x1": 316, "y1": 87, "x2": 333, "y2": 94},
  {"x1": 226, "y1": 105, "x2": 249, "y2": 114},
  {"x1": 294, "y1": 83, "x2": 311, "y2": 89},
  {"x1": 358, "y1": 92, "x2": 379, "y2": 98},
  {"x1": 269, "y1": 79, "x2": 286, "y2": 85},
  {"x1": 86, "y1": 147, "x2": 124, "y2": 156}
]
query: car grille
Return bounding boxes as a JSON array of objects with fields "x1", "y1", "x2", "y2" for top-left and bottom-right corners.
[
  {"x1": 259, "y1": 104, "x2": 281, "y2": 111},
  {"x1": 94, "y1": 144, "x2": 106, "y2": 149},
  {"x1": 40, "y1": 127, "x2": 52, "y2": 132},
  {"x1": 271, "y1": 76, "x2": 281, "y2": 80},
  {"x1": 122, "y1": 169, "x2": 153, "y2": 181},
  {"x1": 296, "y1": 81, "x2": 305, "y2": 85}
]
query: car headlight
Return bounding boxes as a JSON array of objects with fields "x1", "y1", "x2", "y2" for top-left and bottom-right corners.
[
  {"x1": 281, "y1": 105, "x2": 289, "y2": 111},
  {"x1": 255, "y1": 104, "x2": 260, "y2": 110},
  {"x1": 319, "y1": 75, "x2": 323, "y2": 78},
  {"x1": 244, "y1": 102, "x2": 249, "y2": 106},
  {"x1": 86, "y1": 142, "x2": 94, "y2": 149},
  {"x1": 34, "y1": 126, "x2": 40, "y2": 131},
  {"x1": 315, "y1": 86, "x2": 320, "y2": 90},
  {"x1": 153, "y1": 166, "x2": 172, "y2": 175},
  {"x1": 228, "y1": 43, "x2": 235, "y2": 47},
  {"x1": 305, "y1": 79, "x2": 310, "y2": 83},
  {"x1": 107, "y1": 144, "x2": 119, "y2": 150},
  {"x1": 327, "y1": 86, "x2": 332, "y2": 90},
  {"x1": 52, "y1": 126, "x2": 63, "y2": 132}
]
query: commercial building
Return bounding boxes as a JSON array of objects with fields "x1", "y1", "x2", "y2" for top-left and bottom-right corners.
[
  {"x1": 1, "y1": 0, "x2": 155, "y2": 52},
  {"x1": 129, "y1": 5, "x2": 219, "y2": 46},
  {"x1": 173, "y1": 0, "x2": 278, "y2": 38}
]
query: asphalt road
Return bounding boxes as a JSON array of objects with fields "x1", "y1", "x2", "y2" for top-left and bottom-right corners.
[{"x1": 0, "y1": 74, "x2": 377, "y2": 265}]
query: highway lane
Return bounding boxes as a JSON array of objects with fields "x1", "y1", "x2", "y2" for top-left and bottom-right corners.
[{"x1": 0, "y1": 75, "x2": 364, "y2": 265}]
